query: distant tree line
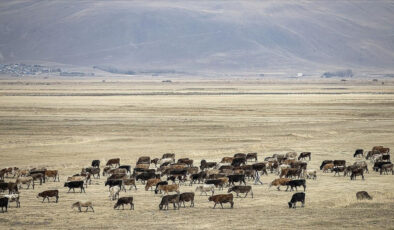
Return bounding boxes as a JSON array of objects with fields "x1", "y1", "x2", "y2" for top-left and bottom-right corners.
[{"x1": 321, "y1": 69, "x2": 353, "y2": 78}]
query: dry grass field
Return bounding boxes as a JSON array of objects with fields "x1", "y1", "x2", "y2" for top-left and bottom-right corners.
[{"x1": 0, "y1": 76, "x2": 393, "y2": 229}]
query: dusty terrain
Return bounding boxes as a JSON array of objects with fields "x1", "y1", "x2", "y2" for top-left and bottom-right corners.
[{"x1": 0, "y1": 76, "x2": 393, "y2": 229}]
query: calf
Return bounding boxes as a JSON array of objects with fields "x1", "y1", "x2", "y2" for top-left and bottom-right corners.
[
  {"x1": 288, "y1": 192, "x2": 305, "y2": 208},
  {"x1": 72, "y1": 201, "x2": 94, "y2": 212},
  {"x1": 159, "y1": 193, "x2": 180, "y2": 210},
  {"x1": 0, "y1": 197, "x2": 8, "y2": 212},
  {"x1": 91, "y1": 160, "x2": 100, "y2": 168},
  {"x1": 195, "y1": 184, "x2": 215, "y2": 196},
  {"x1": 64, "y1": 181, "x2": 85, "y2": 193},
  {"x1": 37, "y1": 190, "x2": 59, "y2": 203},
  {"x1": 286, "y1": 179, "x2": 306, "y2": 192},
  {"x1": 2, "y1": 193, "x2": 20, "y2": 208},
  {"x1": 106, "y1": 158, "x2": 120, "y2": 167},
  {"x1": 298, "y1": 152, "x2": 311, "y2": 161},
  {"x1": 354, "y1": 149, "x2": 363, "y2": 158},
  {"x1": 227, "y1": 174, "x2": 246, "y2": 186},
  {"x1": 208, "y1": 194, "x2": 234, "y2": 209},
  {"x1": 228, "y1": 185, "x2": 253, "y2": 198},
  {"x1": 305, "y1": 169, "x2": 317, "y2": 180},
  {"x1": 350, "y1": 168, "x2": 364, "y2": 180},
  {"x1": 179, "y1": 192, "x2": 195, "y2": 207},
  {"x1": 114, "y1": 196, "x2": 134, "y2": 210},
  {"x1": 109, "y1": 186, "x2": 121, "y2": 200},
  {"x1": 269, "y1": 178, "x2": 291, "y2": 191},
  {"x1": 356, "y1": 191, "x2": 372, "y2": 200}
]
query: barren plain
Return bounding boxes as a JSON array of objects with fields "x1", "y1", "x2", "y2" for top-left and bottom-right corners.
[{"x1": 0, "y1": 76, "x2": 393, "y2": 229}]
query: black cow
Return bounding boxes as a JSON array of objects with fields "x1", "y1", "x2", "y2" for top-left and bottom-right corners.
[
  {"x1": 227, "y1": 174, "x2": 246, "y2": 186},
  {"x1": 298, "y1": 152, "x2": 311, "y2": 161},
  {"x1": 136, "y1": 172, "x2": 158, "y2": 184},
  {"x1": 30, "y1": 170, "x2": 46, "y2": 183},
  {"x1": 118, "y1": 165, "x2": 131, "y2": 174},
  {"x1": 353, "y1": 149, "x2": 363, "y2": 158},
  {"x1": 159, "y1": 194, "x2": 180, "y2": 210},
  {"x1": 350, "y1": 168, "x2": 364, "y2": 180},
  {"x1": 373, "y1": 161, "x2": 392, "y2": 172},
  {"x1": 91, "y1": 160, "x2": 100, "y2": 168},
  {"x1": 169, "y1": 169, "x2": 187, "y2": 179},
  {"x1": 105, "y1": 179, "x2": 124, "y2": 191},
  {"x1": 190, "y1": 171, "x2": 206, "y2": 185},
  {"x1": 320, "y1": 160, "x2": 333, "y2": 170},
  {"x1": 252, "y1": 163, "x2": 268, "y2": 175},
  {"x1": 333, "y1": 160, "x2": 346, "y2": 167},
  {"x1": 0, "y1": 182, "x2": 8, "y2": 193},
  {"x1": 205, "y1": 179, "x2": 224, "y2": 189},
  {"x1": 382, "y1": 155, "x2": 390, "y2": 162},
  {"x1": 332, "y1": 166, "x2": 346, "y2": 176},
  {"x1": 64, "y1": 181, "x2": 85, "y2": 193},
  {"x1": 0, "y1": 197, "x2": 8, "y2": 212},
  {"x1": 200, "y1": 160, "x2": 217, "y2": 171},
  {"x1": 288, "y1": 192, "x2": 305, "y2": 208},
  {"x1": 154, "y1": 181, "x2": 168, "y2": 194},
  {"x1": 286, "y1": 179, "x2": 306, "y2": 192},
  {"x1": 114, "y1": 196, "x2": 134, "y2": 210},
  {"x1": 231, "y1": 157, "x2": 246, "y2": 167}
]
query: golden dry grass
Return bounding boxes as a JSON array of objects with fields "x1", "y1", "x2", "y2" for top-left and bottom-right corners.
[{"x1": 0, "y1": 76, "x2": 393, "y2": 229}]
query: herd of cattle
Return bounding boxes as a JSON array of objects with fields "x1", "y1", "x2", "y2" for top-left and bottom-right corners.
[{"x1": 0, "y1": 146, "x2": 392, "y2": 212}]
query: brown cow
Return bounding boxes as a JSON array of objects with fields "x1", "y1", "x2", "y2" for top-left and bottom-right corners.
[
  {"x1": 246, "y1": 153, "x2": 258, "y2": 162},
  {"x1": 208, "y1": 194, "x2": 234, "y2": 209},
  {"x1": 269, "y1": 178, "x2": 291, "y2": 191},
  {"x1": 323, "y1": 163, "x2": 334, "y2": 173},
  {"x1": 158, "y1": 184, "x2": 179, "y2": 195},
  {"x1": 137, "y1": 156, "x2": 151, "y2": 165},
  {"x1": 179, "y1": 192, "x2": 195, "y2": 208},
  {"x1": 106, "y1": 158, "x2": 120, "y2": 167},
  {"x1": 45, "y1": 170, "x2": 60, "y2": 182},
  {"x1": 145, "y1": 178, "x2": 161, "y2": 191},
  {"x1": 221, "y1": 157, "x2": 234, "y2": 164},
  {"x1": 228, "y1": 185, "x2": 253, "y2": 198},
  {"x1": 37, "y1": 190, "x2": 59, "y2": 203}
]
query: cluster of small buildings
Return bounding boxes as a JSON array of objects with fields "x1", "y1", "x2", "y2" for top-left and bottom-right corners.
[{"x1": 0, "y1": 63, "x2": 61, "y2": 77}]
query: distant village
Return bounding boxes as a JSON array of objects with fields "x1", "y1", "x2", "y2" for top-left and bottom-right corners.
[{"x1": 0, "y1": 63, "x2": 94, "y2": 77}]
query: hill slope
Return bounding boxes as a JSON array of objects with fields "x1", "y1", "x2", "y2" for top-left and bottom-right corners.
[{"x1": 0, "y1": 1, "x2": 393, "y2": 71}]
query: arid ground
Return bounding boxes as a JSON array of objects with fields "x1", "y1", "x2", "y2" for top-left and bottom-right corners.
[{"x1": 0, "y1": 76, "x2": 393, "y2": 229}]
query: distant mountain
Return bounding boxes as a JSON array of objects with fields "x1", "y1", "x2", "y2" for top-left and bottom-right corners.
[{"x1": 0, "y1": 1, "x2": 393, "y2": 72}]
